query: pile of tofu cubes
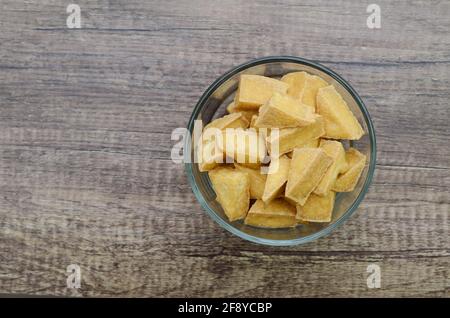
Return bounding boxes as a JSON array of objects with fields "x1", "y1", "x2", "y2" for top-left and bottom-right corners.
[{"x1": 197, "y1": 72, "x2": 366, "y2": 228}]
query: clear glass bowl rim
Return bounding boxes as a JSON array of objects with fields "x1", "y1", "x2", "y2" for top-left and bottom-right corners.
[{"x1": 184, "y1": 56, "x2": 377, "y2": 246}]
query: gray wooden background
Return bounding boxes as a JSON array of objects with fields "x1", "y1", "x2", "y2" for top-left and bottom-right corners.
[{"x1": 0, "y1": 0, "x2": 448, "y2": 297}]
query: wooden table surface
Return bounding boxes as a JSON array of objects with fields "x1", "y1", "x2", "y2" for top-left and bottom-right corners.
[{"x1": 0, "y1": 0, "x2": 448, "y2": 297}]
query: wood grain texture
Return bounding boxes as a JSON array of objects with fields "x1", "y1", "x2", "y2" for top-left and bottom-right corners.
[{"x1": 0, "y1": 0, "x2": 449, "y2": 297}]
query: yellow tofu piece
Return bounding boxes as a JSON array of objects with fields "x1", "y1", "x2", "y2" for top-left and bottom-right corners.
[
  {"x1": 304, "y1": 138, "x2": 320, "y2": 148},
  {"x1": 254, "y1": 92, "x2": 315, "y2": 128},
  {"x1": 238, "y1": 162, "x2": 262, "y2": 169},
  {"x1": 285, "y1": 148, "x2": 333, "y2": 205},
  {"x1": 281, "y1": 71, "x2": 308, "y2": 100},
  {"x1": 197, "y1": 139, "x2": 224, "y2": 172},
  {"x1": 218, "y1": 129, "x2": 267, "y2": 165},
  {"x1": 296, "y1": 191, "x2": 336, "y2": 223},
  {"x1": 332, "y1": 148, "x2": 366, "y2": 192},
  {"x1": 266, "y1": 116, "x2": 325, "y2": 155},
  {"x1": 262, "y1": 155, "x2": 291, "y2": 203},
  {"x1": 316, "y1": 85, "x2": 364, "y2": 140},
  {"x1": 286, "y1": 139, "x2": 319, "y2": 158},
  {"x1": 235, "y1": 164, "x2": 267, "y2": 199},
  {"x1": 313, "y1": 140, "x2": 347, "y2": 196},
  {"x1": 287, "y1": 138, "x2": 320, "y2": 159},
  {"x1": 281, "y1": 72, "x2": 328, "y2": 112},
  {"x1": 235, "y1": 127, "x2": 268, "y2": 170},
  {"x1": 234, "y1": 75, "x2": 288, "y2": 110},
  {"x1": 250, "y1": 115, "x2": 258, "y2": 128},
  {"x1": 204, "y1": 112, "x2": 249, "y2": 131},
  {"x1": 245, "y1": 199, "x2": 297, "y2": 228},
  {"x1": 226, "y1": 102, "x2": 258, "y2": 123},
  {"x1": 226, "y1": 101, "x2": 235, "y2": 113},
  {"x1": 208, "y1": 167, "x2": 250, "y2": 221},
  {"x1": 301, "y1": 74, "x2": 328, "y2": 111},
  {"x1": 249, "y1": 116, "x2": 270, "y2": 144}
]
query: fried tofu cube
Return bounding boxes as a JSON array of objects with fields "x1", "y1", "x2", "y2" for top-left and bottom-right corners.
[
  {"x1": 254, "y1": 92, "x2": 316, "y2": 128},
  {"x1": 208, "y1": 167, "x2": 250, "y2": 221},
  {"x1": 301, "y1": 74, "x2": 328, "y2": 111},
  {"x1": 332, "y1": 148, "x2": 366, "y2": 192},
  {"x1": 285, "y1": 148, "x2": 333, "y2": 205},
  {"x1": 197, "y1": 139, "x2": 224, "y2": 172},
  {"x1": 245, "y1": 199, "x2": 297, "y2": 228},
  {"x1": 250, "y1": 115, "x2": 270, "y2": 143},
  {"x1": 237, "y1": 162, "x2": 262, "y2": 170},
  {"x1": 286, "y1": 138, "x2": 320, "y2": 158},
  {"x1": 313, "y1": 140, "x2": 347, "y2": 196},
  {"x1": 250, "y1": 115, "x2": 258, "y2": 128},
  {"x1": 235, "y1": 164, "x2": 267, "y2": 199},
  {"x1": 286, "y1": 138, "x2": 320, "y2": 159},
  {"x1": 316, "y1": 85, "x2": 364, "y2": 140},
  {"x1": 262, "y1": 155, "x2": 291, "y2": 203},
  {"x1": 228, "y1": 126, "x2": 267, "y2": 170},
  {"x1": 226, "y1": 102, "x2": 258, "y2": 123},
  {"x1": 234, "y1": 75, "x2": 288, "y2": 110},
  {"x1": 296, "y1": 191, "x2": 336, "y2": 223},
  {"x1": 226, "y1": 101, "x2": 235, "y2": 113},
  {"x1": 281, "y1": 71, "x2": 308, "y2": 100},
  {"x1": 218, "y1": 129, "x2": 267, "y2": 165},
  {"x1": 304, "y1": 138, "x2": 320, "y2": 148},
  {"x1": 281, "y1": 72, "x2": 328, "y2": 112},
  {"x1": 204, "y1": 112, "x2": 249, "y2": 131},
  {"x1": 266, "y1": 116, "x2": 325, "y2": 155}
]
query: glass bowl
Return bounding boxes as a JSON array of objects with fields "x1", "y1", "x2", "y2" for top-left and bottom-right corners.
[{"x1": 185, "y1": 56, "x2": 376, "y2": 246}]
